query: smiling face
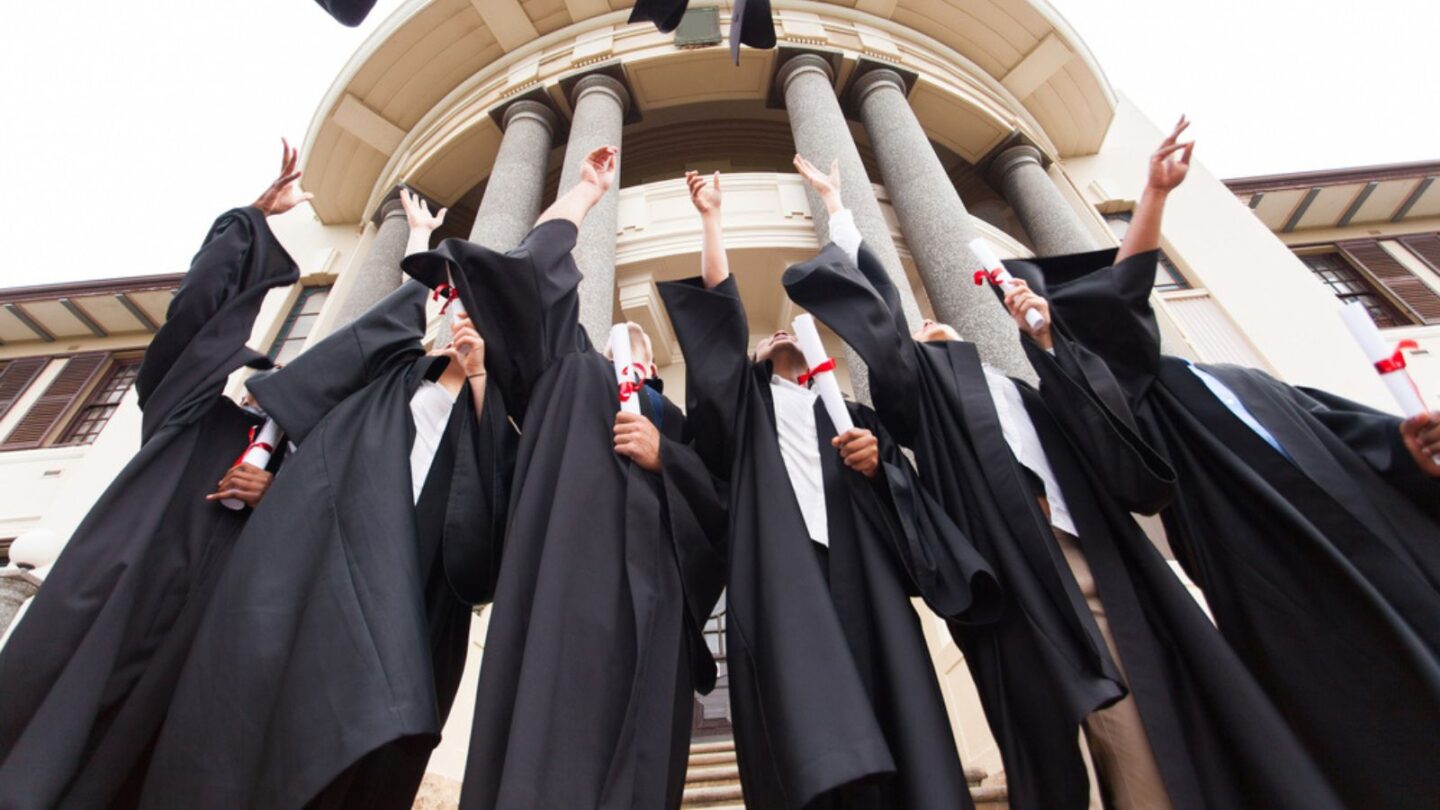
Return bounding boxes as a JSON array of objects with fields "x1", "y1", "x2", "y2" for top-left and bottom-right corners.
[
  {"x1": 912, "y1": 319, "x2": 961, "y2": 343},
  {"x1": 753, "y1": 329, "x2": 804, "y2": 365}
]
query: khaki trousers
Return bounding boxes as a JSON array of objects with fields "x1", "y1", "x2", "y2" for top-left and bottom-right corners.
[{"x1": 1049, "y1": 516, "x2": 1174, "y2": 810}]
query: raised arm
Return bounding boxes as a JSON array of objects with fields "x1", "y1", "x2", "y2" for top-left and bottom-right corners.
[
  {"x1": 687, "y1": 171, "x2": 729, "y2": 289},
  {"x1": 1116, "y1": 116, "x2": 1193, "y2": 264},
  {"x1": 400, "y1": 188, "x2": 447, "y2": 258},
  {"x1": 537, "y1": 145, "x2": 617, "y2": 229}
]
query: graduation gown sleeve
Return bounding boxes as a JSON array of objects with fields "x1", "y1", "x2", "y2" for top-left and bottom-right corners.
[
  {"x1": 135, "y1": 206, "x2": 299, "y2": 441},
  {"x1": 247, "y1": 281, "x2": 430, "y2": 444},
  {"x1": 402, "y1": 220, "x2": 583, "y2": 426},
  {"x1": 442, "y1": 376, "x2": 519, "y2": 606},
  {"x1": 1004, "y1": 248, "x2": 1165, "y2": 403},
  {"x1": 1021, "y1": 334, "x2": 1176, "y2": 515},
  {"x1": 782, "y1": 242, "x2": 923, "y2": 443}
]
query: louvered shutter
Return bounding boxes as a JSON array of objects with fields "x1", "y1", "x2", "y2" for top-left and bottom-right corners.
[
  {"x1": 1, "y1": 353, "x2": 109, "y2": 451},
  {"x1": 1398, "y1": 234, "x2": 1440, "y2": 275},
  {"x1": 0, "y1": 357, "x2": 49, "y2": 422},
  {"x1": 1337, "y1": 239, "x2": 1440, "y2": 325}
]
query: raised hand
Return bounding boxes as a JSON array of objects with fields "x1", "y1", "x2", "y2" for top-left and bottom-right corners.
[
  {"x1": 251, "y1": 138, "x2": 315, "y2": 217},
  {"x1": 579, "y1": 145, "x2": 619, "y2": 198},
  {"x1": 1002, "y1": 278, "x2": 1053, "y2": 349},
  {"x1": 1148, "y1": 116, "x2": 1194, "y2": 194},
  {"x1": 793, "y1": 154, "x2": 843, "y2": 213},
  {"x1": 445, "y1": 312, "x2": 487, "y2": 377},
  {"x1": 687, "y1": 170, "x2": 722, "y2": 216},
  {"x1": 400, "y1": 188, "x2": 447, "y2": 232}
]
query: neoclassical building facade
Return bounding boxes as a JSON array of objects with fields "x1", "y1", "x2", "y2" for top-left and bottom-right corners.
[{"x1": 2, "y1": 0, "x2": 1438, "y2": 805}]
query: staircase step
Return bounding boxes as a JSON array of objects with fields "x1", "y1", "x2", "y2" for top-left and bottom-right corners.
[
  {"x1": 965, "y1": 766, "x2": 988, "y2": 787},
  {"x1": 685, "y1": 764, "x2": 741, "y2": 784},
  {"x1": 687, "y1": 750, "x2": 736, "y2": 767},
  {"x1": 689, "y1": 739, "x2": 735, "y2": 755},
  {"x1": 972, "y1": 784, "x2": 1009, "y2": 806},
  {"x1": 682, "y1": 782, "x2": 745, "y2": 805}
]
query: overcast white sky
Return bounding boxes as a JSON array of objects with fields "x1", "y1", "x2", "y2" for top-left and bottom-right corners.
[{"x1": 1, "y1": 0, "x2": 1435, "y2": 286}]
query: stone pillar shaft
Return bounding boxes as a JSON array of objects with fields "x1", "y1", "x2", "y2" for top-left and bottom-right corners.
[
  {"x1": 990, "y1": 145, "x2": 1098, "y2": 257},
  {"x1": 853, "y1": 69, "x2": 1034, "y2": 379},
  {"x1": 469, "y1": 100, "x2": 558, "y2": 251},
  {"x1": 322, "y1": 196, "x2": 410, "y2": 337},
  {"x1": 779, "y1": 55, "x2": 922, "y2": 400},
  {"x1": 557, "y1": 75, "x2": 629, "y2": 348}
]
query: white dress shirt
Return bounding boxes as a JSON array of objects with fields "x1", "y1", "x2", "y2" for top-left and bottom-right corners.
[
  {"x1": 771, "y1": 375, "x2": 830, "y2": 547},
  {"x1": 409, "y1": 380, "x2": 457, "y2": 504},
  {"x1": 828, "y1": 208, "x2": 863, "y2": 262}
]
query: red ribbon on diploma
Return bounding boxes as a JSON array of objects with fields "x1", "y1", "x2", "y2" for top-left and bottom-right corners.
[
  {"x1": 1375, "y1": 339, "x2": 1419, "y2": 374},
  {"x1": 974, "y1": 268, "x2": 1002, "y2": 286},
  {"x1": 617, "y1": 363, "x2": 649, "y2": 404},
  {"x1": 798, "y1": 358, "x2": 836, "y2": 386},
  {"x1": 231, "y1": 425, "x2": 275, "y2": 468},
  {"x1": 433, "y1": 284, "x2": 459, "y2": 315}
]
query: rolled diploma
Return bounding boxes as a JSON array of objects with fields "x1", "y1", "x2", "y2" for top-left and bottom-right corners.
[
  {"x1": 610, "y1": 323, "x2": 641, "y2": 415},
  {"x1": 1338, "y1": 302, "x2": 1437, "y2": 463},
  {"x1": 222, "y1": 418, "x2": 281, "y2": 511},
  {"x1": 970, "y1": 237, "x2": 1046, "y2": 331},
  {"x1": 792, "y1": 314, "x2": 854, "y2": 434}
]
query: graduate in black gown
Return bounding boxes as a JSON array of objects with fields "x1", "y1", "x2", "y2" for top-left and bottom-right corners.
[
  {"x1": 1003, "y1": 118, "x2": 1440, "y2": 810},
  {"x1": 657, "y1": 170, "x2": 1000, "y2": 810},
  {"x1": 628, "y1": 0, "x2": 775, "y2": 63},
  {"x1": 139, "y1": 191, "x2": 516, "y2": 810},
  {"x1": 312, "y1": 0, "x2": 378, "y2": 26},
  {"x1": 783, "y1": 153, "x2": 1346, "y2": 810},
  {"x1": 401, "y1": 146, "x2": 727, "y2": 810},
  {"x1": 0, "y1": 144, "x2": 306, "y2": 810}
]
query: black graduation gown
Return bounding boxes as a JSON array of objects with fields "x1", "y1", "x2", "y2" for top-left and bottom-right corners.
[
  {"x1": 312, "y1": 0, "x2": 378, "y2": 26},
  {"x1": 785, "y1": 242, "x2": 1346, "y2": 810},
  {"x1": 402, "y1": 220, "x2": 727, "y2": 810},
  {"x1": 628, "y1": 0, "x2": 775, "y2": 63},
  {"x1": 0, "y1": 207, "x2": 297, "y2": 810},
  {"x1": 137, "y1": 280, "x2": 513, "y2": 810},
  {"x1": 1006, "y1": 247, "x2": 1440, "y2": 809},
  {"x1": 656, "y1": 273, "x2": 999, "y2": 810}
]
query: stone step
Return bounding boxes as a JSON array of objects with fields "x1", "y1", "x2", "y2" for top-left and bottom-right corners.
[
  {"x1": 689, "y1": 738, "x2": 735, "y2": 755},
  {"x1": 687, "y1": 750, "x2": 737, "y2": 767},
  {"x1": 965, "y1": 766, "x2": 988, "y2": 787},
  {"x1": 682, "y1": 781, "x2": 745, "y2": 805},
  {"x1": 972, "y1": 784, "x2": 1009, "y2": 806},
  {"x1": 685, "y1": 764, "x2": 741, "y2": 785}
]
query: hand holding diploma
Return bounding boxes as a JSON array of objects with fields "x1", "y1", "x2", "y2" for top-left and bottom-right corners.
[
  {"x1": 972, "y1": 237, "x2": 1046, "y2": 332},
  {"x1": 792, "y1": 313, "x2": 853, "y2": 434},
  {"x1": 211, "y1": 419, "x2": 281, "y2": 510},
  {"x1": 1339, "y1": 302, "x2": 1440, "y2": 470}
]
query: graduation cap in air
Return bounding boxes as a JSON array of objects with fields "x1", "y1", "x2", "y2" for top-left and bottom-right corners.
[
  {"x1": 628, "y1": 0, "x2": 776, "y2": 64},
  {"x1": 313, "y1": 0, "x2": 379, "y2": 26},
  {"x1": 1003, "y1": 248, "x2": 1166, "y2": 399}
]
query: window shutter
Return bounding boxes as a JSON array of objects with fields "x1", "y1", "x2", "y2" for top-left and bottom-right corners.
[
  {"x1": 1398, "y1": 233, "x2": 1440, "y2": 275},
  {"x1": 1337, "y1": 239, "x2": 1440, "y2": 325},
  {"x1": 1, "y1": 353, "x2": 109, "y2": 451},
  {"x1": 0, "y1": 357, "x2": 49, "y2": 422}
]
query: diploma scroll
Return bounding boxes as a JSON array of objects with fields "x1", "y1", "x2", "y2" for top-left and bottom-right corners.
[
  {"x1": 445, "y1": 271, "x2": 470, "y2": 356},
  {"x1": 970, "y1": 237, "x2": 1046, "y2": 331},
  {"x1": 792, "y1": 313, "x2": 855, "y2": 434},
  {"x1": 222, "y1": 418, "x2": 282, "y2": 511},
  {"x1": 610, "y1": 323, "x2": 642, "y2": 415},
  {"x1": 1339, "y1": 302, "x2": 1438, "y2": 464}
]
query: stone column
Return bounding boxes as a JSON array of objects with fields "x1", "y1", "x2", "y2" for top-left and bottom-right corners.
[
  {"x1": 778, "y1": 54, "x2": 922, "y2": 400},
  {"x1": 989, "y1": 144, "x2": 1099, "y2": 257},
  {"x1": 852, "y1": 68, "x2": 1033, "y2": 379},
  {"x1": 469, "y1": 100, "x2": 558, "y2": 251},
  {"x1": 557, "y1": 74, "x2": 630, "y2": 348},
  {"x1": 322, "y1": 192, "x2": 411, "y2": 336},
  {"x1": 0, "y1": 570, "x2": 40, "y2": 637}
]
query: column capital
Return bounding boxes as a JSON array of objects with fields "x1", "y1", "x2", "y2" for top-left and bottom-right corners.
[
  {"x1": 849, "y1": 67, "x2": 908, "y2": 108},
  {"x1": 499, "y1": 98, "x2": 559, "y2": 138},
  {"x1": 569, "y1": 73, "x2": 631, "y2": 116},
  {"x1": 370, "y1": 186, "x2": 415, "y2": 227},
  {"x1": 776, "y1": 52, "x2": 835, "y2": 95},
  {"x1": 987, "y1": 144, "x2": 1047, "y2": 188}
]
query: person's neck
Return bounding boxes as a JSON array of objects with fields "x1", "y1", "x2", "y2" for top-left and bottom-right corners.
[{"x1": 771, "y1": 354, "x2": 808, "y2": 385}]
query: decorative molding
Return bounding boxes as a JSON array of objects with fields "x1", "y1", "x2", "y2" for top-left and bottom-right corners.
[
  {"x1": 1001, "y1": 33, "x2": 1073, "y2": 101},
  {"x1": 470, "y1": 0, "x2": 539, "y2": 52}
]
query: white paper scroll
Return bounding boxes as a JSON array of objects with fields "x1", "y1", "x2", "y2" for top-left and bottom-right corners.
[
  {"x1": 446, "y1": 271, "x2": 470, "y2": 356},
  {"x1": 222, "y1": 418, "x2": 282, "y2": 511},
  {"x1": 1339, "y1": 302, "x2": 1438, "y2": 464},
  {"x1": 792, "y1": 313, "x2": 854, "y2": 434},
  {"x1": 610, "y1": 323, "x2": 642, "y2": 415},
  {"x1": 970, "y1": 237, "x2": 1046, "y2": 331}
]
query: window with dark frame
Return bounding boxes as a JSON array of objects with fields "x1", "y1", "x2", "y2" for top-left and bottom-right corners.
[
  {"x1": 0, "y1": 537, "x2": 12, "y2": 568},
  {"x1": 268, "y1": 286, "x2": 332, "y2": 365},
  {"x1": 1103, "y1": 212, "x2": 1189, "y2": 291},
  {"x1": 1298, "y1": 251, "x2": 1410, "y2": 328},
  {"x1": 56, "y1": 358, "x2": 143, "y2": 447}
]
